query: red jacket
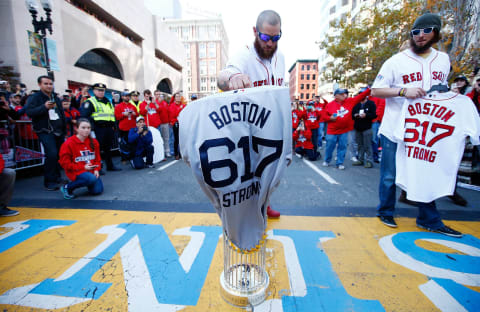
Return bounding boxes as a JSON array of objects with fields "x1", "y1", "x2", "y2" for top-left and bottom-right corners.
[
  {"x1": 305, "y1": 110, "x2": 320, "y2": 130},
  {"x1": 314, "y1": 100, "x2": 328, "y2": 122},
  {"x1": 115, "y1": 101, "x2": 138, "y2": 131},
  {"x1": 0, "y1": 153, "x2": 4, "y2": 173},
  {"x1": 59, "y1": 135, "x2": 102, "y2": 181},
  {"x1": 293, "y1": 129, "x2": 314, "y2": 150},
  {"x1": 324, "y1": 88, "x2": 371, "y2": 135},
  {"x1": 64, "y1": 107, "x2": 81, "y2": 137},
  {"x1": 292, "y1": 110, "x2": 301, "y2": 129},
  {"x1": 370, "y1": 97, "x2": 385, "y2": 123},
  {"x1": 139, "y1": 101, "x2": 161, "y2": 128},
  {"x1": 155, "y1": 99, "x2": 169, "y2": 124},
  {"x1": 467, "y1": 90, "x2": 480, "y2": 112},
  {"x1": 168, "y1": 102, "x2": 186, "y2": 126}
]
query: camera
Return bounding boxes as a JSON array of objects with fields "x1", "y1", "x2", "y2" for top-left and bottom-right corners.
[{"x1": 142, "y1": 125, "x2": 148, "y2": 132}]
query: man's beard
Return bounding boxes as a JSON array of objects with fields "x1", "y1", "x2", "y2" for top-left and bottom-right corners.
[
  {"x1": 410, "y1": 37, "x2": 434, "y2": 54},
  {"x1": 254, "y1": 37, "x2": 277, "y2": 60}
]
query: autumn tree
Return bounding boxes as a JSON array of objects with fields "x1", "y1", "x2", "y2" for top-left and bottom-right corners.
[{"x1": 320, "y1": 0, "x2": 479, "y2": 87}]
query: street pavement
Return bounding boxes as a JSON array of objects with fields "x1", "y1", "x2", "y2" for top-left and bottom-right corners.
[{"x1": 1, "y1": 152, "x2": 479, "y2": 311}]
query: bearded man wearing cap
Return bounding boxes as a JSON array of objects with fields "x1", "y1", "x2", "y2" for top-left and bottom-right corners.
[
  {"x1": 371, "y1": 13, "x2": 463, "y2": 237},
  {"x1": 322, "y1": 87, "x2": 371, "y2": 169},
  {"x1": 81, "y1": 83, "x2": 121, "y2": 173}
]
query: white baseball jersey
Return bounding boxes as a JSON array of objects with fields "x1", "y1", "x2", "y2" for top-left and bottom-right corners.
[
  {"x1": 223, "y1": 44, "x2": 285, "y2": 88},
  {"x1": 372, "y1": 48, "x2": 450, "y2": 141},
  {"x1": 392, "y1": 91, "x2": 480, "y2": 203},
  {"x1": 179, "y1": 86, "x2": 292, "y2": 250}
]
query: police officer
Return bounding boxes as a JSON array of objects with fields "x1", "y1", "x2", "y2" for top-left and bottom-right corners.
[
  {"x1": 129, "y1": 91, "x2": 141, "y2": 112},
  {"x1": 81, "y1": 83, "x2": 121, "y2": 173}
]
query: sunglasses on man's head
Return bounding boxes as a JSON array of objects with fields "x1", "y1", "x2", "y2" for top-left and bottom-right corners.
[
  {"x1": 258, "y1": 30, "x2": 282, "y2": 42},
  {"x1": 410, "y1": 27, "x2": 434, "y2": 36}
]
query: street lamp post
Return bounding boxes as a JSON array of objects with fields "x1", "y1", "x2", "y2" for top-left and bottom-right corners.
[{"x1": 25, "y1": 0, "x2": 54, "y2": 79}]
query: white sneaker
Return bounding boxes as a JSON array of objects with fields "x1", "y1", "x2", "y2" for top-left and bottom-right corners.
[
  {"x1": 295, "y1": 153, "x2": 302, "y2": 158},
  {"x1": 351, "y1": 156, "x2": 359, "y2": 162},
  {"x1": 338, "y1": 165, "x2": 345, "y2": 170},
  {"x1": 322, "y1": 161, "x2": 328, "y2": 167}
]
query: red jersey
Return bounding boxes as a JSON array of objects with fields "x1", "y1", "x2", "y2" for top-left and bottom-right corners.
[
  {"x1": 59, "y1": 135, "x2": 102, "y2": 181},
  {"x1": 314, "y1": 100, "x2": 328, "y2": 122},
  {"x1": 155, "y1": 99, "x2": 169, "y2": 124},
  {"x1": 324, "y1": 88, "x2": 371, "y2": 135},
  {"x1": 305, "y1": 110, "x2": 320, "y2": 130},
  {"x1": 370, "y1": 97, "x2": 386, "y2": 123},
  {"x1": 139, "y1": 101, "x2": 161, "y2": 128},
  {"x1": 64, "y1": 107, "x2": 81, "y2": 137},
  {"x1": 168, "y1": 102, "x2": 186, "y2": 125},
  {"x1": 115, "y1": 101, "x2": 138, "y2": 131},
  {"x1": 293, "y1": 129, "x2": 314, "y2": 150}
]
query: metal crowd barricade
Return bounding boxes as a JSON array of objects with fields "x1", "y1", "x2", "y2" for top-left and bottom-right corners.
[{"x1": 1, "y1": 119, "x2": 121, "y2": 170}]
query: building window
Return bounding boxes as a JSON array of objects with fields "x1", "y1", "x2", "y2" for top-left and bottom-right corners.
[
  {"x1": 74, "y1": 49, "x2": 123, "y2": 80},
  {"x1": 313, "y1": 64, "x2": 316, "y2": 70},
  {"x1": 185, "y1": 43, "x2": 190, "y2": 59},
  {"x1": 312, "y1": 84, "x2": 316, "y2": 90},
  {"x1": 342, "y1": 0, "x2": 348, "y2": 6},
  {"x1": 307, "y1": 74, "x2": 310, "y2": 80},
  {"x1": 300, "y1": 93, "x2": 304, "y2": 99},
  {"x1": 201, "y1": 77, "x2": 207, "y2": 91},
  {"x1": 306, "y1": 84, "x2": 310, "y2": 90},
  {"x1": 307, "y1": 65, "x2": 310, "y2": 70},
  {"x1": 329, "y1": 6, "x2": 335, "y2": 15},
  {"x1": 312, "y1": 74, "x2": 316, "y2": 80},
  {"x1": 186, "y1": 60, "x2": 191, "y2": 76},
  {"x1": 208, "y1": 60, "x2": 216, "y2": 75},
  {"x1": 312, "y1": 93, "x2": 315, "y2": 99},
  {"x1": 182, "y1": 26, "x2": 190, "y2": 39},
  {"x1": 200, "y1": 60, "x2": 207, "y2": 76},
  {"x1": 210, "y1": 77, "x2": 216, "y2": 84},
  {"x1": 300, "y1": 84, "x2": 304, "y2": 90},
  {"x1": 199, "y1": 43, "x2": 206, "y2": 58},
  {"x1": 301, "y1": 65, "x2": 304, "y2": 70},
  {"x1": 210, "y1": 84, "x2": 216, "y2": 92},
  {"x1": 306, "y1": 94, "x2": 310, "y2": 99},
  {"x1": 208, "y1": 42, "x2": 216, "y2": 58},
  {"x1": 301, "y1": 74, "x2": 304, "y2": 79}
]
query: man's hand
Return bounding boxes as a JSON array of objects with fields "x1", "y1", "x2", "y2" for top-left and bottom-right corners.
[
  {"x1": 94, "y1": 170, "x2": 100, "y2": 178},
  {"x1": 404, "y1": 88, "x2": 426, "y2": 99},
  {"x1": 45, "y1": 101, "x2": 55, "y2": 109},
  {"x1": 330, "y1": 115, "x2": 337, "y2": 121},
  {"x1": 229, "y1": 73, "x2": 252, "y2": 90}
]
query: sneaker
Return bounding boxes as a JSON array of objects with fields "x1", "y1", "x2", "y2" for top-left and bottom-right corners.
[
  {"x1": 364, "y1": 161, "x2": 373, "y2": 168},
  {"x1": 267, "y1": 206, "x2": 280, "y2": 218},
  {"x1": 378, "y1": 215, "x2": 397, "y2": 228},
  {"x1": 146, "y1": 164, "x2": 155, "y2": 168},
  {"x1": 0, "y1": 207, "x2": 19, "y2": 217},
  {"x1": 417, "y1": 224, "x2": 462, "y2": 238},
  {"x1": 322, "y1": 161, "x2": 329, "y2": 167},
  {"x1": 60, "y1": 185, "x2": 75, "y2": 200},
  {"x1": 448, "y1": 192, "x2": 467, "y2": 207},
  {"x1": 351, "y1": 156, "x2": 359, "y2": 162},
  {"x1": 337, "y1": 165, "x2": 345, "y2": 170},
  {"x1": 352, "y1": 160, "x2": 363, "y2": 166},
  {"x1": 295, "y1": 153, "x2": 302, "y2": 158},
  {"x1": 398, "y1": 191, "x2": 417, "y2": 206}
]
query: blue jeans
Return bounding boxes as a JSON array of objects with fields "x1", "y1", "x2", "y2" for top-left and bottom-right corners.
[
  {"x1": 377, "y1": 135, "x2": 443, "y2": 228},
  {"x1": 317, "y1": 123, "x2": 325, "y2": 147},
  {"x1": 371, "y1": 121, "x2": 380, "y2": 161},
  {"x1": 325, "y1": 133, "x2": 348, "y2": 166},
  {"x1": 132, "y1": 145, "x2": 154, "y2": 169},
  {"x1": 295, "y1": 147, "x2": 317, "y2": 161},
  {"x1": 169, "y1": 125, "x2": 174, "y2": 156},
  {"x1": 67, "y1": 172, "x2": 103, "y2": 195}
]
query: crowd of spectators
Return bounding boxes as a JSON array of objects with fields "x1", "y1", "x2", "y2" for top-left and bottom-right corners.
[{"x1": 0, "y1": 76, "x2": 193, "y2": 206}]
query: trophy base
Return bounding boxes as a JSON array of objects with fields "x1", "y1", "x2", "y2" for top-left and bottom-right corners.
[{"x1": 220, "y1": 267, "x2": 269, "y2": 307}]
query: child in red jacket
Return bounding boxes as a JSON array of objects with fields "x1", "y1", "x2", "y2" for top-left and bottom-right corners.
[
  {"x1": 293, "y1": 120, "x2": 317, "y2": 161},
  {"x1": 59, "y1": 118, "x2": 103, "y2": 199}
]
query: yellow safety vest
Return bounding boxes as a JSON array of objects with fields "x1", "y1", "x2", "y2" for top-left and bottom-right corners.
[
  {"x1": 130, "y1": 100, "x2": 140, "y2": 112},
  {"x1": 88, "y1": 97, "x2": 115, "y2": 122}
]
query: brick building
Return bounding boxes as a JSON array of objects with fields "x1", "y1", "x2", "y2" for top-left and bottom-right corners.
[{"x1": 288, "y1": 60, "x2": 318, "y2": 102}]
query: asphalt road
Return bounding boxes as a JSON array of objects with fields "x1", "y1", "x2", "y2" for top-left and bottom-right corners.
[{"x1": 10, "y1": 150, "x2": 480, "y2": 221}]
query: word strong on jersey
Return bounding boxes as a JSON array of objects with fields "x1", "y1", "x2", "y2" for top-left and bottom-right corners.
[{"x1": 179, "y1": 86, "x2": 292, "y2": 250}]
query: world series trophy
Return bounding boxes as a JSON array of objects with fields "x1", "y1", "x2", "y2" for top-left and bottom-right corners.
[
  {"x1": 220, "y1": 230, "x2": 269, "y2": 307},
  {"x1": 178, "y1": 86, "x2": 292, "y2": 308}
]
